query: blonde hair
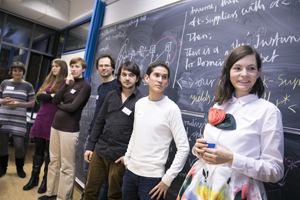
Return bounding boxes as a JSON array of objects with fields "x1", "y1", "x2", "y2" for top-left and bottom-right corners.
[{"x1": 35, "y1": 59, "x2": 68, "y2": 103}]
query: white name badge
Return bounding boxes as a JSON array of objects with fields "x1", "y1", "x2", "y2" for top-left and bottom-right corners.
[
  {"x1": 136, "y1": 111, "x2": 144, "y2": 118},
  {"x1": 96, "y1": 95, "x2": 99, "y2": 100},
  {"x1": 70, "y1": 89, "x2": 76, "y2": 94},
  {"x1": 241, "y1": 115, "x2": 255, "y2": 124},
  {"x1": 6, "y1": 86, "x2": 14, "y2": 90},
  {"x1": 122, "y1": 107, "x2": 132, "y2": 116}
]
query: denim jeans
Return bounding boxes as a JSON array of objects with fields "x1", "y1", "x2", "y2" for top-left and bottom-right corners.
[
  {"x1": 81, "y1": 135, "x2": 108, "y2": 200},
  {"x1": 122, "y1": 169, "x2": 163, "y2": 200}
]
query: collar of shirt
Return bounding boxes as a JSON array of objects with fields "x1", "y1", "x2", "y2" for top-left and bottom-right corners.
[
  {"x1": 102, "y1": 79, "x2": 116, "y2": 85},
  {"x1": 74, "y1": 77, "x2": 85, "y2": 82},
  {"x1": 116, "y1": 86, "x2": 138, "y2": 98},
  {"x1": 228, "y1": 94, "x2": 258, "y2": 106},
  {"x1": 148, "y1": 95, "x2": 166, "y2": 102}
]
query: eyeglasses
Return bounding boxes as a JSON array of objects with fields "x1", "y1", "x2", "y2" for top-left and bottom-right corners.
[{"x1": 98, "y1": 65, "x2": 111, "y2": 68}]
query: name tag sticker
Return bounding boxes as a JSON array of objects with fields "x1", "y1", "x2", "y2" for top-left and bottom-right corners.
[
  {"x1": 122, "y1": 107, "x2": 132, "y2": 116},
  {"x1": 96, "y1": 95, "x2": 99, "y2": 100},
  {"x1": 6, "y1": 86, "x2": 14, "y2": 90},
  {"x1": 136, "y1": 111, "x2": 144, "y2": 118},
  {"x1": 70, "y1": 89, "x2": 76, "y2": 94},
  {"x1": 241, "y1": 115, "x2": 255, "y2": 124}
]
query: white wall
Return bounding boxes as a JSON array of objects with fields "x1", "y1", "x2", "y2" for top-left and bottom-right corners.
[
  {"x1": 61, "y1": 51, "x2": 86, "y2": 74},
  {"x1": 69, "y1": 0, "x2": 95, "y2": 25},
  {"x1": 102, "y1": 0, "x2": 182, "y2": 27},
  {"x1": 0, "y1": 0, "x2": 95, "y2": 29}
]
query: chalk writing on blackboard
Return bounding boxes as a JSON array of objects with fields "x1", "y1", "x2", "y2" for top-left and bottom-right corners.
[
  {"x1": 92, "y1": 0, "x2": 300, "y2": 126},
  {"x1": 277, "y1": 156, "x2": 300, "y2": 186},
  {"x1": 114, "y1": 36, "x2": 179, "y2": 76}
]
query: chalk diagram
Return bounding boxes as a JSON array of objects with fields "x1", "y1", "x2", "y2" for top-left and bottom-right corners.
[
  {"x1": 115, "y1": 37, "x2": 179, "y2": 85},
  {"x1": 265, "y1": 156, "x2": 300, "y2": 196},
  {"x1": 278, "y1": 156, "x2": 300, "y2": 186}
]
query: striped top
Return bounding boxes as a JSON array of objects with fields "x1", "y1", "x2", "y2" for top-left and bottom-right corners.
[{"x1": 0, "y1": 79, "x2": 35, "y2": 137}]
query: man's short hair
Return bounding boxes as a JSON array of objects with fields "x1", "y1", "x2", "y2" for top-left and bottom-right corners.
[
  {"x1": 146, "y1": 61, "x2": 170, "y2": 79},
  {"x1": 116, "y1": 61, "x2": 142, "y2": 86},
  {"x1": 70, "y1": 57, "x2": 87, "y2": 69},
  {"x1": 96, "y1": 54, "x2": 116, "y2": 74}
]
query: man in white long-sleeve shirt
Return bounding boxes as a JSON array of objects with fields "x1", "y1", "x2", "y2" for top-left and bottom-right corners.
[{"x1": 117, "y1": 61, "x2": 189, "y2": 200}]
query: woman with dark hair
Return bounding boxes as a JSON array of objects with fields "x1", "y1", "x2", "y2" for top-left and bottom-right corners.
[
  {"x1": 23, "y1": 59, "x2": 68, "y2": 193},
  {"x1": 0, "y1": 62, "x2": 35, "y2": 178},
  {"x1": 177, "y1": 45, "x2": 284, "y2": 200}
]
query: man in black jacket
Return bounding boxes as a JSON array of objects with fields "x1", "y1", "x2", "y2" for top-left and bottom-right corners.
[
  {"x1": 81, "y1": 54, "x2": 118, "y2": 200},
  {"x1": 83, "y1": 61, "x2": 144, "y2": 200}
]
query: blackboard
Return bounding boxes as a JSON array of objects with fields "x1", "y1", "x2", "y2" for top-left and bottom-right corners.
[
  {"x1": 90, "y1": 0, "x2": 300, "y2": 130},
  {"x1": 76, "y1": 97, "x2": 96, "y2": 184}
]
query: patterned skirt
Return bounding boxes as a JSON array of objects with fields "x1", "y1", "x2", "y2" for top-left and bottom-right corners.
[{"x1": 177, "y1": 159, "x2": 266, "y2": 200}]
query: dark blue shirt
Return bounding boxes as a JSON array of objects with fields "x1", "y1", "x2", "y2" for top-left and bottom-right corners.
[{"x1": 88, "y1": 79, "x2": 118, "y2": 135}]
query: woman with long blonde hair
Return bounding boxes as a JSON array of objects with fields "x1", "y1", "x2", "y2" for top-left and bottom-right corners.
[{"x1": 23, "y1": 59, "x2": 68, "y2": 193}]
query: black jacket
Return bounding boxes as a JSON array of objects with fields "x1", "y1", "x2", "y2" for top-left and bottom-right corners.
[{"x1": 87, "y1": 87, "x2": 144, "y2": 161}]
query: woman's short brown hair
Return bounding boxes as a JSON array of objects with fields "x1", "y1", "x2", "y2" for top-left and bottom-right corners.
[{"x1": 9, "y1": 61, "x2": 26, "y2": 75}]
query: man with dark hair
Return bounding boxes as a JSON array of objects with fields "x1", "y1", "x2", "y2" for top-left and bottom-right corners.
[
  {"x1": 81, "y1": 54, "x2": 119, "y2": 200},
  {"x1": 83, "y1": 61, "x2": 144, "y2": 200},
  {"x1": 120, "y1": 61, "x2": 189, "y2": 200}
]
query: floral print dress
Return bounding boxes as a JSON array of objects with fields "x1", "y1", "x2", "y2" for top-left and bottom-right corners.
[{"x1": 177, "y1": 160, "x2": 265, "y2": 200}]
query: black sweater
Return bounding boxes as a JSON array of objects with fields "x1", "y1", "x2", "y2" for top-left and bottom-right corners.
[{"x1": 52, "y1": 77, "x2": 91, "y2": 132}]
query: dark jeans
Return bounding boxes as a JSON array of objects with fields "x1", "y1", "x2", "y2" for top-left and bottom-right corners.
[{"x1": 122, "y1": 169, "x2": 163, "y2": 200}]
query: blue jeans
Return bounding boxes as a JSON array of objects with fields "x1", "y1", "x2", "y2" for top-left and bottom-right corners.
[
  {"x1": 81, "y1": 135, "x2": 108, "y2": 200},
  {"x1": 122, "y1": 169, "x2": 163, "y2": 200}
]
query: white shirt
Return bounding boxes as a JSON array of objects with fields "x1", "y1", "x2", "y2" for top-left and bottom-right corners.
[
  {"x1": 204, "y1": 94, "x2": 284, "y2": 183},
  {"x1": 124, "y1": 96, "x2": 189, "y2": 186}
]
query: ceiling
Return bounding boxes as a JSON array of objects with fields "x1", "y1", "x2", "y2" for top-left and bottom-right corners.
[{"x1": 0, "y1": 0, "x2": 118, "y2": 30}]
